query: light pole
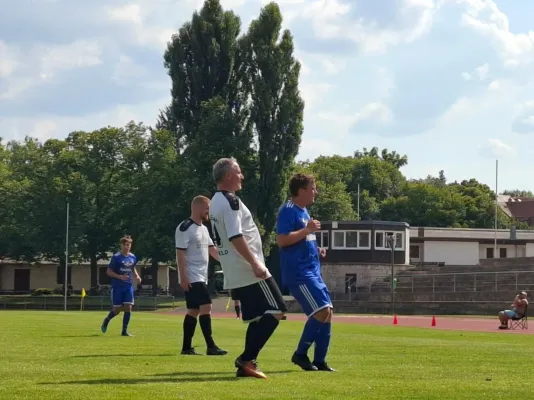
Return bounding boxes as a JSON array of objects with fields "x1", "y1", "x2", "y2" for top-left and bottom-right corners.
[{"x1": 387, "y1": 234, "x2": 396, "y2": 315}]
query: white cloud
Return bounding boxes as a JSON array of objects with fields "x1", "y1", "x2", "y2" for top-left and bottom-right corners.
[
  {"x1": 461, "y1": 72, "x2": 472, "y2": 81},
  {"x1": 482, "y1": 138, "x2": 515, "y2": 158},
  {"x1": 475, "y1": 63, "x2": 489, "y2": 80},
  {"x1": 0, "y1": 41, "x2": 18, "y2": 77}
]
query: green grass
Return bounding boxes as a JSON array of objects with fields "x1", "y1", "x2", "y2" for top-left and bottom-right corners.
[{"x1": 1, "y1": 311, "x2": 533, "y2": 399}]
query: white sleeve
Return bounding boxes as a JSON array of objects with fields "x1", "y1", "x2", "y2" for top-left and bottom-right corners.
[
  {"x1": 223, "y1": 202, "x2": 243, "y2": 241},
  {"x1": 175, "y1": 226, "x2": 189, "y2": 250}
]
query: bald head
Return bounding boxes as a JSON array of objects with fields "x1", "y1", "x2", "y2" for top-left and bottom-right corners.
[{"x1": 191, "y1": 195, "x2": 210, "y2": 222}]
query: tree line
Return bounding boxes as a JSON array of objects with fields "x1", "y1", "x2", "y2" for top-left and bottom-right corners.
[{"x1": 0, "y1": 0, "x2": 528, "y2": 294}]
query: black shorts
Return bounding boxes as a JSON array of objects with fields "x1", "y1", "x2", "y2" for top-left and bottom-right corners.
[
  {"x1": 230, "y1": 289, "x2": 239, "y2": 301},
  {"x1": 185, "y1": 282, "x2": 212, "y2": 310},
  {"x1": 231, "y1": 277, "x2": 287, "y2": 323}
]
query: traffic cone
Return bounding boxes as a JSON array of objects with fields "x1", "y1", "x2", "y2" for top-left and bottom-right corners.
[
  {"x1": 431, "y1": 315, "x2": 436, "y2": 327},
  {"x1": 393, "y1": 314, "x2": 398, "y2": 325}
]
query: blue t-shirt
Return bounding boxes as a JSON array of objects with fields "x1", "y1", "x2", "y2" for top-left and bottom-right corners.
[
  {"x1": 276, "y1": 200, "x2": 321, "y2": 286},
  {"x1": 109, "y1": 252, "x2": 138, "y2": 288}
]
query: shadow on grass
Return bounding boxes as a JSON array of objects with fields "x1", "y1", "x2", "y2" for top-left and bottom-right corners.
[
  {"x1": 39, "y1": 370, "x2": 297, "y2": 385},
  {"x1": 72, "y1": 353, "x2": 175, "y2": 358},
  {"x1": 43, "y1": 334, "x2": 101, "y2": 338}
]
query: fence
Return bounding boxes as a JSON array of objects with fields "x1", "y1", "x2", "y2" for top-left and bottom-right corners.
[
  {"x1": 0, "y1": 295, "x2": 176, "y2": 311},
  {"x1": 327, "y1": 270, "x2": 534, "y2": 301}
]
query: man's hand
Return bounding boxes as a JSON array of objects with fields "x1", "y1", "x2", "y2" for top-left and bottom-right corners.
[
  {"x1": 252, "y1": 260, "x2": 269, "y2": 279},
  {"x1": 180, "y1": 277, "x2": 191, "y2": 292},
  {"x1": 306, "y1": 219, "x2": 321, "y2": 233},
  {"x1": 319, "y1": 247, "x2": 327, "y2": 258},
  {"x1": 135, "y1": 275, "x2": 142, "y2": 284}
]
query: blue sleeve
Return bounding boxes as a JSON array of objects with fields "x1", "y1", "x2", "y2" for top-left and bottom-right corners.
[
  {"x1": 276, "y1": 207, "x2": 296, "y2": 235},
  {"x1": 108, "y1": 255, "x2": 119, "y2": 273}
]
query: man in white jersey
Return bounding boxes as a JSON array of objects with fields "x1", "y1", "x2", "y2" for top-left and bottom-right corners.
[
  {"x1": 175, "y1": 195, "x2": 227, "y2": 356},
  {"x1": 209, "y1": 157, "x2": 287, "y2": 379}
]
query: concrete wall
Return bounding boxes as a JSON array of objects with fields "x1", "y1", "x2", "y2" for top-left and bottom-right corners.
[
  {"x1": 479, "y1": 244, "x2": 526, "y2": 259},
  {"x1": 0, "y1": 263, "x2": 170, "y2": 291},
  {"x1": 423, "y1": 241, "x2": 479, "y2": 265}
]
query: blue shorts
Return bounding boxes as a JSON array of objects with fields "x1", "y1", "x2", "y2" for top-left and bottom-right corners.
[
  {"x1": 111, "y1": 286, "x2": 134, "y2": 307},
  {"x1": 288, "y1": 279, "x2": 333, "y2": 317},
  {"x1": 504, "y1": 310, "x2": 520, "y2": 318}
]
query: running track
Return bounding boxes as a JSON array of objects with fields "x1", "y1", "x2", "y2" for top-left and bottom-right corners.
[{"x1": 156, "y1": 310, "x2": 532, "y2": 335}]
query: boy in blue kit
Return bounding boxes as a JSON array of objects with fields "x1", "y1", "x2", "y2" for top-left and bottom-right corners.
[
  {"x1": 276, "y1": 173, "x2": 335, "y2": 372},
  {"x1": 100, "y1": 236, "x2": 142, "y2": 336}
]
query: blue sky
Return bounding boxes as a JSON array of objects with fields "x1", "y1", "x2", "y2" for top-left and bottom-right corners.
[{"x1": 1, "y1": 0, "x2": 534, "y2": 191}]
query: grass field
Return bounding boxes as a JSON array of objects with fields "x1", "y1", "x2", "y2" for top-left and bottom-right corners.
[{"x1": 1, "y1": 311, "x2": 533, "y2": 400}]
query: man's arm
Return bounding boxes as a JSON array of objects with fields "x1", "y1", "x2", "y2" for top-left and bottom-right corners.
[
  {"x1": 106, "y1": 257, "x2": 123, "y2": 279},
  {"x1": 275, "y1": 207, "x2": 310, "y2": 248},
  {"x1": 209, "y1": 246, "x2": 220, "y2": 261},
  {"x1": 176, "y1": 249, "x2": 188, "y2": 282},
  {"x1": 175, "y1": 226, "x2": 190, "y2": 283}
]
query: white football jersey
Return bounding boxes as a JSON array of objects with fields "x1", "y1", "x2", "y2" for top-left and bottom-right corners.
[
  {"x1": 175, "y1": 218, "x2": 214, "y2": 284},
  {"x1": 209, "y1": 190, "x2": 271, "y2": 289}
]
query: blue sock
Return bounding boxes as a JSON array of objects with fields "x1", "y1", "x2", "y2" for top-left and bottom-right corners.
[
  {"x1": 122, "y1": 312, "x2": 131, "y2": 333},
  {"x1": 313, "y1": 322, "x2": 331, "y2": 364},
  {"x1": 104, "y1": 310, "x2": 116, "y2": 323},
  {"x1": 296, "y1": 317, "x2": 322, "y2": 356}
]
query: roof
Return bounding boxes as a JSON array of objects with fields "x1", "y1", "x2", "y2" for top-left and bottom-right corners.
[
  {"x1": 410, "y1": 226, "x2": 534, "y2": 240},
  {"x1": 497, "y1": 196, "x2": 534, "y2": 221}
]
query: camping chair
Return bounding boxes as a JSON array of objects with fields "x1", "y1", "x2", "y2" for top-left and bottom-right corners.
[{"x1": 508, "y1": 305, "x2": 528, "y2": 330}]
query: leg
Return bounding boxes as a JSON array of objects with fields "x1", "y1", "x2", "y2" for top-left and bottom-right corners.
[
  {"x1": 235, "y1": 301, "x2": 241, "y2": 319},
  {"x1": 121, "y1": 287, "x2": 135, "y2": 336},
  {"x1": 289, "y1": 281, "x2": 335, "y2": 371},
  {"x1": 234, "y1": 278, "x2": 287, "y2": 379},
  {"x1": 181, "y1": 285, "x2": 201, "y2": 354},
  {"x1": 101, "y1": 288, "x2": 124, "y2": 333},
  {"x1": 499, "y1": 310, "x2": 515, "y2": 329},
  {"x1": 191, "y1": 283, "x2": 227, "y2": 355}
]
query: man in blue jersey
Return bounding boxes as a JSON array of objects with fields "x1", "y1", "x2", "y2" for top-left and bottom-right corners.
[
  {"x1": 276, "y1": 173, "x2": 335, "y2": 372},
  {"x1": 100, "y1": 236, "x2": 141, "y2": 336}
]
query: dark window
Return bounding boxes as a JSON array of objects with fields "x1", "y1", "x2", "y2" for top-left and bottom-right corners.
[
  {"x1": 486, "y1": 248, "x2": 494, "y2": 259},
  {"x1": 499, "y1": 248, "x2": 507, "y2": 258},
  {"x1": 410, "y1": 245, "x2": 420, "y2": 258},
  {"x1": 345, "y1": 274, "x2": 357, "y2": 293},
  {"x1": 56, "y1": 266, "x2": 72, "y2": 285}
]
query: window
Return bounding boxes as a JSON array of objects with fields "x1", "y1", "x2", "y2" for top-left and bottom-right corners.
[
  {"x1": 345, "y1": 274, "x2": 357, "y2": 293},
  {"x1": 316, "y1": 231, "x2": 329, "y2": 248},
  {"x1": 486, "y1": 247, "x2": 494, "y2": 259},
  {"x1": 375, "y1": 231, "x2": 404, "y2": 251},
  {"x1": 499, "y1": 248, "x2": 507, "y2": 258},
  {"x1": 410, "y1": 245, "x2": 420, "y2": 259},
  {"x1": 99, "y1": 267, "x2": 111, "y2": 285},
  {"x1": 56, "y1": 266, "x2": 72, "y2": 285},
  {"x1": 332, "y1": 230, "x2": 371, "y2": 249}
]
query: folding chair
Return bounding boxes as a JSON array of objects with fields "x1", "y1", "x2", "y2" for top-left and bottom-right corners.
[{"x1": 508, "y1": 305, "x2": 528, "y2": 330}]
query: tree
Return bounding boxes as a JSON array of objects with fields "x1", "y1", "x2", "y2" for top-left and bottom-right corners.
[
  {"x1": 354, "y1": 147, "x2": 408, "y2": 169},
  {"x1": 162, "y1": 0, "x2": 243, "y2": 149},
  {"x1": 240, "y1": 2, "x2": 304, "y2": 250}
]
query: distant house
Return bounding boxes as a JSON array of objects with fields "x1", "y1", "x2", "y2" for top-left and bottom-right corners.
[
  {"x1": 409, "y1": 226, "x2": 534, "y2": 266},
  {"x1": 0, "y1": 257, "x2": 173, "y2": 294},
  {"x1": 497, "y1": 195, "x2": 534, "y2": 226}
]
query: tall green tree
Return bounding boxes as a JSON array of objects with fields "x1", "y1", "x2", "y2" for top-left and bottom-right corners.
[{"x1": 240, "y1": 2, "x2": 304, "y2": 250}]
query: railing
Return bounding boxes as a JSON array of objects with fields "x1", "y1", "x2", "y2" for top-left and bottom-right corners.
[
  {"x1": 0, "y1": 295, "x2": 176, "y2": 311},
  {"x1": 327, "y1": 270, "x2": 534, "y2": 299}
]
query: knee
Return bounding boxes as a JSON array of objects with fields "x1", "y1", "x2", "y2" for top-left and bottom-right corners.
[
  {"x1": 113, "y1": 307, "x2": 122, "y2": 315},
  {"x1": 199, "y1": 304, "x2": 212, "y2": 315},
  {"x1": 273, "y1": 312, "x2": 286, "y2": 321},
  {"x1": 313, "y1": 308, "x2": 331, "y2": 323},
  {"x1": 124, "y1": 305, "x2": 133, "y2": 312},
  {"x1": 187, "y1": 309, "x2": 200, "y2": 318}
]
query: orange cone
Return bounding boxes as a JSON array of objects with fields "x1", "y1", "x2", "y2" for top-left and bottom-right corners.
[
  {"x1": 393, "y1": 314, "x2": 398, "y2": 325},
  {"x1": 431, "y1": 315, "x2": 436, "y2": 327}
]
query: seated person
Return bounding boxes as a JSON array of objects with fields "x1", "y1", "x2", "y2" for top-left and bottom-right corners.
[{"x1": 498, "y1": 291, "x2": 528, "y2": 329}]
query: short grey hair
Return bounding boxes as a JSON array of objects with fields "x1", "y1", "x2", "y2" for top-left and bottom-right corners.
[{"x1": 213, "y1": 157, "x2": 238, "y2": 183}]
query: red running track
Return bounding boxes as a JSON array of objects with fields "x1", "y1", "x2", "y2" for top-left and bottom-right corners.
[{"x1": 157, "y1": 310, "x2": 531, "y2": 334}]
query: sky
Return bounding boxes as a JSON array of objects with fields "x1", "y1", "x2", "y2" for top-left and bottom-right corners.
[{"x1": 1, "y1": 0, "x2": 534, "y2": 191}]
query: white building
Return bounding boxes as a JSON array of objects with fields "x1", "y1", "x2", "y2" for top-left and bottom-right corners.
[{"x1": 409, "y1": 226, "x2": 534, "y2": 266}]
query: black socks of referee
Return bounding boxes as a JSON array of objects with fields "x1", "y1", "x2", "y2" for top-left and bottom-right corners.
[
  {"x1": 182, "y1": 314, "x2": 197, "y2": 351},
  {"x1": 183, "y1": 314, "x2": 217, "y2": 350},
  {"x1": 241, "y1": 314, "x2": 280, "y2": 362}
]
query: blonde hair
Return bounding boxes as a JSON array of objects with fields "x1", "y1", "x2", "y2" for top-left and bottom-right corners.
[{"x1": 120, "y1": 235, "x2": 133, "y2": 245}]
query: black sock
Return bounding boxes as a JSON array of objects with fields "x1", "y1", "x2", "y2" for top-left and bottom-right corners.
[
  {"x1": 235, "y1": 305, "x2": 241, "y2": 318},
  {"x1": 199, "y1": 314, "x2": 216, "y2": 348},
  {"x1": 182, "y1": 314, "x2": 197, "y2": 351},
  {"x1": 240, "y1": 314, "x2": 280, "y2": 362}
]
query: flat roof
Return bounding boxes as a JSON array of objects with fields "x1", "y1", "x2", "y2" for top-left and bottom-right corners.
[{"x1": 410, "y1": 226, "x2": 534, "y2": 240}]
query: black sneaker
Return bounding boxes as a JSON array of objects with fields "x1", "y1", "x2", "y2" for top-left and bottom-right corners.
[
  {"x1": 181, "y1": 348, "x2": 202, "y2": 355},
  {"x1": 313, "y1": 361, "x2": 336, "y2": 371},
  {"x1": 234, "y1": 357, "x2": 267, "y2": 379},
  {"x1": 207, "y1": 347, "x2": 228, "y2": 356},
  {"x1": 291, "y1": 352, "x2": 318, "y2": 371}
]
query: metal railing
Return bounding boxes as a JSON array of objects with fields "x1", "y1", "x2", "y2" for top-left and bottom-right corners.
[
  {"x1": 327, "y1": 270, "x2": 534, "y2": 299},
  {"x1": 0, "y1": 295, "x2": 176, "y2": 311}
]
